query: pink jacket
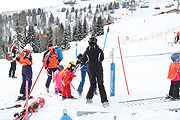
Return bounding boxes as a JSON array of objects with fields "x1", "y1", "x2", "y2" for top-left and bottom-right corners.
[
  {"x1": 172, "y1": 62, "x2": 180, "y2": 81},
  {"x1": 53, "y1": 70, "x2": 63, "y2": 90}
]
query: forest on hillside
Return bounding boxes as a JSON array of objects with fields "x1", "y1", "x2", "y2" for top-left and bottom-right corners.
[{"x1": 0, "y1": 1, "x2": 120, "y2": 58}]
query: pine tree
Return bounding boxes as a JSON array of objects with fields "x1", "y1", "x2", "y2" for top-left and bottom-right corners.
[
  {"x1": 61, "y1": 30, "x2": 71, "y2": 50},
  {"x1": 72, "y1": 25, "x2": 78, "y2": 42},
  {"x1": 97, "y1": 16, "x2": 104, "y2": 36},
  {"x1": 27, "y1": 25, "x2": 37, "y2": 52},
  {"x1": 48, "y1": 13, "x2": 54, "y2": 27},
  {"x1": 77, "y1": 20, "x2": 83, "y2": 41},
  {"x1": 13, "y1": 18, "x2": 24, "y2": 52},
  {"x1": 47, "y1": 26, "x2": 53, "y2": 43},
  {"x1": 55, "y1": 23, "x2": 64, "y2": 48},
  {"x1": 83, "y1": 16, "x2": 88, "y2": 39},
  {"x1": 91, "y1": 14, "x2": 98, "y2": 37}
]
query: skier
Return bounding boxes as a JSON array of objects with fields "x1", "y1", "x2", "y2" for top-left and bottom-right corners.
[
  {"x1": 16, "y1": 44, "x2": 33, "y2": 100},
  {"x1": 79, "y1": 37, "x2": 109, "y2": 108},
  {"x1": 76, "y1": 53, "x2": 98, "y2": 96},
  {"x1": 177, "y1": 31, "x2": 180, "y2": 43},
  {"x1": 60, "y1": 61, "x2": 77, "y2": 100},
  {"x1": 54, "y1": 45, "x2": 63, "y2": 64},
  {"x1": 42, "y1": 43, "x2": 59, "y2": 92},
  {"x1": 9, "y1": 46, "x2": 17, "y2": 78},
  {"x1": 166, "y1": 53, "x2": 180, "y2": 100},
  {"x1": 52, "y1": 65, "x2": 64, "y2": 95}
]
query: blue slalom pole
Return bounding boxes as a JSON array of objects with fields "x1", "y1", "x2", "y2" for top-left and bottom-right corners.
[
  {"x1": 76, "y1": 41, "x2": 77, "y2": 58},
  {"x1": 103, "y1": 26, "x2": 109, "y2": 51},
  {"x1": 59, "y1": 109, "x2": 72, "y2": 120},
  {"x1": 110, "y1": 48, "x2": 115, "y2": 97}
]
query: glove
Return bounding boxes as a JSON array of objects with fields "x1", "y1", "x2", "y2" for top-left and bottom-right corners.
[
  {"x1": 12, "y1": 58, "x2": 16, "y2": 61},
  {"x1": 70, "y1": 74, "x2": 77, "y2": 79},
  {"x1": 76, "y1": 60, "x2": 81, "y2": 64}
]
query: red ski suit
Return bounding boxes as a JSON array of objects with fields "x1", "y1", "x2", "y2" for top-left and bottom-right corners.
[{"x1": 59, "y1": 68, "x2": 76, "y2": 97}]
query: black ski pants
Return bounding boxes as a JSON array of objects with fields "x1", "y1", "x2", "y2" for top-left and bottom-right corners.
[
  {"x1": 169, "y1": 81, "x2": 180, "y2": 98},
  {"x1": 86, "y1": 71, "x2": 108, "y2": 103},
  {"x1": 9, "y1": 61, "x2": 16, "y2": 77}
]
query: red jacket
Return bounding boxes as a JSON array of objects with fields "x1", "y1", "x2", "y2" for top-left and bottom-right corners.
[
  {"x1": 172, "y1": 62, "x2": 180, "y2": 81},
  {"x1": 16, "y1": 49, "x2": 33, "y2": 66},
  {"x1": 59, "y1": 68, "x2": 76, "y2": 86},
  {"x1": 177, "y1": 32, "x2": 180, "y2": 37},
  {"x1": 167, "y1": 61, "x2": 180, "y2": 81},
  {"x1": 43, "y1": 48, "x2": 59, "y2": 69}
]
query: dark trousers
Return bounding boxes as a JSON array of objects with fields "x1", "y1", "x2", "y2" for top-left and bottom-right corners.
[
  {"x1": 169, "y1": 81, "x2": 180, "y2": 98},
  {"x1": 9, "y1": 61, "x2": 16, "y2": 77},
  {"x1": 20, "y1": 65, "x2": 32, "y2": 96},
  {"x1": 177, "y1": 37, "x2": 179, "y2": 42},
  {"x1": 86, "y1": 71, "x2": 108, "y2": 103},
  {"x1": 45, "y1": 68, "x2": 57, "y2": 88}
]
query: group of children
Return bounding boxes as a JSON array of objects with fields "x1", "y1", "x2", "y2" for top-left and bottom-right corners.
[{"x1": 52, "y1": 61, "x2": 77, "y2": 100}]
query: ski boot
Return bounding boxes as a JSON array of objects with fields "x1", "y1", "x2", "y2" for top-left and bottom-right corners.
[
  {"x1": 102, "y1": 101, "x2": 109, "y2": 108},
  {"x1": 86, "y1": 99, "x2": 93, "y2": 104}
]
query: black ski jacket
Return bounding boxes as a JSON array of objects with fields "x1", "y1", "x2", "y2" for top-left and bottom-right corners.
[{"x1": 80, "y1": 44, "x2": 104, "y2": 73}]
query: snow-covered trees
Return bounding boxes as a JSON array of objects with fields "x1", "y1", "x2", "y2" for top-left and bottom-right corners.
[{"x1": 0, "y1": 1, "x2": 117, "y2": 58}]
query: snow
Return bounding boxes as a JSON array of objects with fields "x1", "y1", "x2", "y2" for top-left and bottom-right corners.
[{"x1": 1, "y1": 0, "x2": 180, "y2": 120}]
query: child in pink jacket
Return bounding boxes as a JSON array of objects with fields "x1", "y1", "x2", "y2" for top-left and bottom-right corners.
[{"x1": 53, "y1": 65, "x2": 64, "y2": 94}]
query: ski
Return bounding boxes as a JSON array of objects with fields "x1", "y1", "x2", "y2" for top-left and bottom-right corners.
[
  {"x1": 160, "y1": 97, "x2": 180, "y2": 102},
  {"x1": 0, "y1": 104, "x2": 21, "y2": 110},
  {"x1": 13, "y1": 97, "x2": 45, "y2": 120},
  {"x1": 119, "y1": 96, "x2": 165, "y2": 103},
  {"x1": 15, "y1": 96, "x2": 33, "y2": 102},
  {"x1": 119, "y1": 96, "x2": 165, "y2": 107},
  {"x1": 160, "y1": 94, "x2": 180, "y2": 102},
  {"x1": 167, "y1": 108, "x2": 180, "y2": 112},
  {"x1": 77, "y1": 111, "x2": 110, "y2": 116}
]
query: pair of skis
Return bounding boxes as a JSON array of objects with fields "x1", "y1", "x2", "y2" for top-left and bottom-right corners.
[{"x1": 13, "y1": 97, "x2": 45, "y2": 120}]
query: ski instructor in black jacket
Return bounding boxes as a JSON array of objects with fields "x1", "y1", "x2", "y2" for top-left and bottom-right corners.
[{"x1": 80, "y1": 37, "x2": 109, "y2": 108}]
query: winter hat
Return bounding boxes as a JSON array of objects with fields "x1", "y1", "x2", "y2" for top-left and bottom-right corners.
[
  {"x1": 77, "y1": 53, "x2": 82, "y2": 59},
  {"x1": 48, "y1": 43, "x2": 53, "y2": 48},
  {"x1": 13, "y1": 46, "x2": 17, "y2": 50},
  {"x1": 24, "y1": 44, "x2": 33, "y2": 51},
  {"x1": 171, "y1": 53, "x2": 180, "y2": 62},
  {"x1": 58, "y1": 65, "x2": 64, "y2": 71}
]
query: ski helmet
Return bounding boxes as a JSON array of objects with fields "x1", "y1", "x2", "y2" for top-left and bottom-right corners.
[
  {"x1": 58, "y1": 65, "x2": 64, "y2": 71},
  {"x1": 88, "y1": 37, "x2": 97, "y2": 44},
  {"x1": 171, "y1": 53, "x2": 180, "y2": 62},
  {"x1": 68, "y1": 61, "x2": 76, "y2": 69}
]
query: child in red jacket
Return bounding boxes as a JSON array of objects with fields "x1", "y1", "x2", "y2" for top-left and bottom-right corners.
[
  {"x1": 59, "y1": 61, "x2": 77, "y2": 100},
  {"x1": 167, "y1": 53, "x2": 180, "y2": 100}
]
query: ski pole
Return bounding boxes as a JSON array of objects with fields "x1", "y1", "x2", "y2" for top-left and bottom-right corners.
[
  {"x1": 117, "y1": 36, "x2": 130, "y2": 95},
  {"x1": 103, "y1": 26, "x2": 109, "y2": 51},
  {"x1": 0, "y1": 104, "x2": 21, "y2": 110},
  {"x1": 25, "y1": 78, "x2": 28, "y2": 120},
  {"x1": 23, "y1": 48, "x2": 53, "y2": 108},
  {"x1": 74, "y1": 61, "x2": 88, "y2": 75}
]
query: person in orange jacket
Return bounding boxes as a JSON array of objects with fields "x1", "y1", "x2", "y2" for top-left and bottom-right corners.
[
  {"x1": 16, "y1": 43, "x2": 33, "y2": 100},
  {"x1": 42, "y1": 43, "x2": 59, "y2": 92},
  {"x1": 60, "y1": 61, "x2": 77, "y2": 100}
]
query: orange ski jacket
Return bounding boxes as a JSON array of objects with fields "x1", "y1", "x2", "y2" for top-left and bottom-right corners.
[{"x1": 16, "y1": 49, "x2": 33, "y2": 66}]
